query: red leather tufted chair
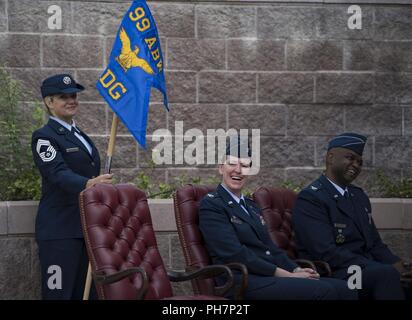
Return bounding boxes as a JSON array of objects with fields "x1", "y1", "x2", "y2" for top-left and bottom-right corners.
[
  {"x1": 253, "y1": 187, "x2": 298, "y2": 259},
  {"x1": 252, "y1": 186, "x2": 331, "y2": 276},
  {"x1": 173, "y1": 184, "x2": 248, "y2": 299},
  {"x1": 79, "y1": 183, "x2": 234, "y2": 300}
]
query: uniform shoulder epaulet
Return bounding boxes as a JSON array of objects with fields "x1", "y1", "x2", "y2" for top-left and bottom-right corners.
[
  {"x1": 33, "y1": 123, "x2": 54, "y2": 136},
  {"x1": 348, "y1": 184, "x2": 366, "y2": 196},
  {"x1": 349, "y1": 184, "x2": 362, "y2": 191},
  {"x1": 245, "y1": 197, "x2": 259, "y2": 209},
  {"x1": 306, "y1": 180, "x2": 323, "y2": 192},
  {"x1": 206, "y1": 191, "x2": 219, "y2": 199},
  {"x1": 32, "y1": 125, "x2": 45, "y2": 136}
]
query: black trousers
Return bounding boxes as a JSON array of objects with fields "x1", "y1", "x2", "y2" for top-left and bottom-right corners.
[
  {"x1": 242, "y1": 275, "x2": 357, "y2": 300},
  {"x1": 358, "y1": 264, "x2": 405, "y2": 300},
  {"x1": 37, "y1": 238, "x2": 97, "y2": 300}
]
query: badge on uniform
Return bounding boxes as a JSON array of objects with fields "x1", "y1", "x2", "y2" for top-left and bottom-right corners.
[
  {"x1": 334, "y1": 223, "x2": 346, "y2": 244},
  {"x1": 336, "y1": 229, "x2": 345, "y2": 244},
  {"x1": 207, "y1": 193, "x2": 214, "y2": 198},
  {"x1": 230, "y1": 216, "x2": 243, "y2": 225},
  {"x1": 36, "y1": 139, "x2": 57, "y2": 162}
]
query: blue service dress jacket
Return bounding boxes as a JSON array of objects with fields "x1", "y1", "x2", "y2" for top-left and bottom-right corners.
[
  {"x1": 31, "y1": 118, "x2": 101, "y2": 240},
  {"x1": 199, "y1": 184, "x2": 298, "y2": 288},
  {"x1": 292, "y1": 174, "x2": 400, "y2": 279}
]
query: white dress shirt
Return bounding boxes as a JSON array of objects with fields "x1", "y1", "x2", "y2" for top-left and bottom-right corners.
[
  {"x1": 326, "y1": 177, "x2": 348, "y2": 196},
  {"x1": 221, "y1": 183, "x2": 250, "y2": 216},
  {"x1": 50, "y1": 116, "x2": 92, "y2": 155}
]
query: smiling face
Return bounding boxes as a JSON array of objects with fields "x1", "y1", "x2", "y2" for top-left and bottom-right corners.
[
  {"x1": 326, "y1": 147, "x2": 363, "y2": 187},
  {"x1": 45, "y1": 93, "x2": 79, "y2": 124},
  {"x1": 219, "y1": 155, "x2": 252, "y2": 197}
]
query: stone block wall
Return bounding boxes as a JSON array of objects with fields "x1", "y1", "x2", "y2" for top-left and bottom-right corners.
[{"x1": 1, "y1": 0, "x2": 412, "y2": 194}]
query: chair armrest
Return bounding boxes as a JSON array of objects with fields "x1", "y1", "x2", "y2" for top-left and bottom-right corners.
[
  {"x1": 93, "y1": 267, "x2": 149, "y2": 300},
  {"x1": 224, "y1": 263, "x2": 248, "y2": 300},
  {"x1": 168, "y1": 265, "x2": 234, "y2": 297},
  {"x1": 312, "y1": 260, "x2": 332, "y2": 277},
  {"x1": 295, "y1": 259, "x2": 316, "y2": 270},
  {"x1": 401, "y1": 270, "x2": 412, "y2": 287}
]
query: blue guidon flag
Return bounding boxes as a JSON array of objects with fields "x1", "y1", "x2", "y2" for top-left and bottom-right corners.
[{"x1": 97, "y1": 0, "x2": 168, "y2": 148}]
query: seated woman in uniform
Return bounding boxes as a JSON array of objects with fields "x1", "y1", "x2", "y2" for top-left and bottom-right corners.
[{"x1": 199, "y1": 137, "x2": 358, "y2": 300}]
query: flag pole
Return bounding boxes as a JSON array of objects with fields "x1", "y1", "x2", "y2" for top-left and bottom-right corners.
[
  {"x1": 83, "y1": 114, "x2": 119, "y2": 300},
  {"x1": 105, "y1": 114, "x2": 120, "y2": 174}
]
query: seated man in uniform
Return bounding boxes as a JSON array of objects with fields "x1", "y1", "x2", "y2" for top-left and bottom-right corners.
[
  {"x1": 198, "y1": 137, "x2": 357, "y2": 300},
  {"x1": 292, "y1": 132, "x2": 411, "y2": 300}
]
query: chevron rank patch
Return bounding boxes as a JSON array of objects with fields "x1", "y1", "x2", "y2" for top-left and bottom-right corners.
[{"x1": 36, "y1": 139, "x2": 57, "y2": 162}]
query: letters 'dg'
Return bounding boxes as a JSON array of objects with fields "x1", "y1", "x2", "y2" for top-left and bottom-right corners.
[{"x1": 99, "y1": 69, "x2": 127, "y2": 101}]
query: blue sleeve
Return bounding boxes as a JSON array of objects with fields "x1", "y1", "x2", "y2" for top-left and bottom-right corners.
[
  {"x1": 32, "y1": 133, "x2": 88, "y2": 194},
  {"x1": 199, "y1": 197, "x2": 278, "y2": 276},
  {"x1": 293, "y1": 190, "x2": 372, "y2": 270},
  {"x1": 368, "y1": 218, "x2": 400, "y2": 264},
  {"x1": 353, "y1": 193, "x2": 400, "y2": 264}
]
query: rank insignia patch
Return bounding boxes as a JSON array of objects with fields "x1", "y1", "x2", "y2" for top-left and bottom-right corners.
[{"x1": 36, "y1": 139, "x2": 57, "y2": 162}]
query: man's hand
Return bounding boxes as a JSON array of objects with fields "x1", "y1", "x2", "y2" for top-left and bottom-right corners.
[
  {"x1": 86, "y1": 173, "x2": 113, "y2": 189},
  {"x1": 393, "y1": 260, "x2": 411, "y2": 275}
]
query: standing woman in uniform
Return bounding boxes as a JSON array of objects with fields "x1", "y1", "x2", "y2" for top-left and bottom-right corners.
[{"x1": 32, "y1": 74, "x2": 113, "y2": 299}]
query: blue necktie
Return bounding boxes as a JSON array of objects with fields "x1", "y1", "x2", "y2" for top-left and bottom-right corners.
[
  {"x1": 71, "y1": 126, "x2": 81, "y2": 135},
  {"x1": 239, "y1": 199, "x2": 251, "y2": 217}
]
